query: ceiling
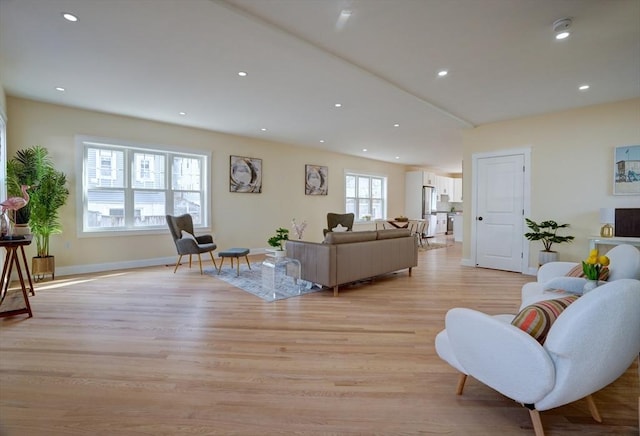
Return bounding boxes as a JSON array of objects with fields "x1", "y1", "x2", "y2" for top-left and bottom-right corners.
[{"x1": 1, "y1": 0, "x2": 638, "y2": 173}]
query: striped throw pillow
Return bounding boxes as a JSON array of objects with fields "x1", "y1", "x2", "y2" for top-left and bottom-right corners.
[
  {"x1": 565, "y1": 264, "x2": 609, "y2": 281},
  {"x1": 511, "y1": 296, "x2": 579, "y2": 344}
]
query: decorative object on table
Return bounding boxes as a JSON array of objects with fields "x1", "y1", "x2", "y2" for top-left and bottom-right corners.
[
  {"x1": 581, "y1": 248, "x2": 610, "y2": 293},
  {"x1": 394, "y1": 216, "x2": 409, "y2": 222},
  {"x1": 229, "y1": 155, "x2": 262, "y2": 193},
  {"x1": 267, "y1": 227, "x2": 289, "y2": 257},
  {"x1": 305, "y1": 164, "x2": 328, "y2": 195},
  {"x1": 361, "y1": 214, "x2": 371, "y2": 221},
  {"x1": 7, "y1": 146, "x2": 69, "y2": 281},
  {"x1": 0, "y1": 184, "x2": 30, "y2": 239},
  {"x1": 613, "y1": 145, "x2": 640, "y2": 195},
  {"x1": 524, "y1": 218, "x2": 574, "y2": 265},
  {"x1": 205, "y1": 263, "x2": 320, "y2": 302},
  {"x1": 291, "y1": 218, "x2": 307, "y2": 239},
  {"x1": 599, "y1": 208, "x2": 615, "y2": 237}
]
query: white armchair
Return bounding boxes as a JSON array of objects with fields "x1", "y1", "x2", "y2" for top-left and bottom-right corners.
[
  {"x1": 435, "y1": 279, "x2": 640, "y2": 436},
  {"x1": 521, "y1": 244, "x2": 640, "y2": 309}
]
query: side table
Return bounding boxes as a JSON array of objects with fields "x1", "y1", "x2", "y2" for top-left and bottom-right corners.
[
  {"x1": 0, "y1": 235, "x2": 35, "y2": 318},
  {"x1": 261, "y1": 255, "x2": 302, "y2": 299}
]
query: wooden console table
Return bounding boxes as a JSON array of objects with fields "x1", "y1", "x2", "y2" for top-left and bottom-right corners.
[{"x1": 0, "y1": 235, "x2": 35, "y2": 318}]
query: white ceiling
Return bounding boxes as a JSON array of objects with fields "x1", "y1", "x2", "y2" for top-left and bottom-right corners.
[{"x1": 1, "y1": 0, "x2": 638, "y2": 173}]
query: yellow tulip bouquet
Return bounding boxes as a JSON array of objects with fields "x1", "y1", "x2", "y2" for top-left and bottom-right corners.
[{"x1": 582, "y1": 248, "x2": 610, "y2": 280}]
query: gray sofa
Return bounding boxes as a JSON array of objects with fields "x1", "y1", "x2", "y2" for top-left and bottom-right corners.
[{"x1": 285, "y1": 228, "x2": 418, "y2": 296}]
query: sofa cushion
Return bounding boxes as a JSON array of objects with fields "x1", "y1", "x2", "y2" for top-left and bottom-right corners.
[
  {"x1": 511, "y1": 296, "x2": 578, "y2": 344},
  {"x1": 323, "y1": 231, "x2": 377, "y2": 244},
  {"x1": 376, "y1": 228, "x2": 411, "y2": 240}
]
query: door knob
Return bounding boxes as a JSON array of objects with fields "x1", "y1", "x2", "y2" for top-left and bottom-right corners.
[{"x1": 477, "y1": 216, "x2": 483, "y2": 221}]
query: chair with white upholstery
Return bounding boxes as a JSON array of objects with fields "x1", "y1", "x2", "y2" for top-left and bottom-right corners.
[
  {"x1": 521, "y1": 244, "x2": 640, "y2": 309},
  {"x1": 435, "y1": 278, "x2": 640, "y2": 436}
]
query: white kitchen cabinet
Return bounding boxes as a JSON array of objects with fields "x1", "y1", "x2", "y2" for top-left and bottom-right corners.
[
  {"x1": 423, "y1": 172, "x2": 436, "y2": 186},
  {"x1": 435, "y1": 175, "x2": 453, "y2": 199},
  {"x1": 451, "y1": 178, "x2": 463, "y2": 203},
  {"x1": 436, "y1": 212, "x2": 447, "y2": 234}
]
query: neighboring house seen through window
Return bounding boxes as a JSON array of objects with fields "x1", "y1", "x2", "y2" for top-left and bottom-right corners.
[
  {"x1": 78, "y1": 137, "x2": 209, "y2": 234},
  {"x1": 345, "y1": 172, "x2": 386, "y2": 222}
]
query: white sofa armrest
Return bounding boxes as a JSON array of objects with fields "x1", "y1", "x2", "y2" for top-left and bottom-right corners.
[
  {"x1": 444, "y1": 308, "x2": 555, "y2": 404},
  {"x1": 536, "y1": 261, "x2": 578, "y2": 283}
]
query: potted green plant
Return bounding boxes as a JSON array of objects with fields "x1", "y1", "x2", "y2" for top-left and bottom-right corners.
[
  {"x1": 7, "y1": 146, "x2": 69, "y2": 280},
  {"x1": 524, "y1": 218, "x2": 574, "y2": 265},
  {"x1": 6, "y1": 146, "x2": 50, "y2": 232},
  {"x1": 267, "y1": 227, "x2": 289, "y2": 257}
]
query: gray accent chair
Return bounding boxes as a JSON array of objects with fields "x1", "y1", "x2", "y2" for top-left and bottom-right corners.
[
  {"x1": 323, "y1": 212, "x2": 355, "y2": 236},
  {"x1": 166, "y1": 214, "x2": 217, "y2": 274}
]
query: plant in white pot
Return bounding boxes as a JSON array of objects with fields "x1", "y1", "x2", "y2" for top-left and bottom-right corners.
[
  {"x1": 524, "y1": 218, "x2": 574, "y2": 266},
  {"x1": 267, "y1": 227, "x2": 289, "y2": 258}
]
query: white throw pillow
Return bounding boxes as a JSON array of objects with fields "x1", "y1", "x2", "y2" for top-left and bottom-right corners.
[
  {"x1": 181, "y1": 230, "x2": 197, "y2": 240},
  {"x1": 543, "y1": 276, "x2": 589, "y2": 294},
  {"x1": 332, "y1": 224, "x2": 348, "y2": 232}
]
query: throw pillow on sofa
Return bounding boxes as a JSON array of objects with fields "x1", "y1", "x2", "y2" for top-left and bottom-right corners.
[{"x1": 511, "y1": 296, "x2": 578, "y2": 344}]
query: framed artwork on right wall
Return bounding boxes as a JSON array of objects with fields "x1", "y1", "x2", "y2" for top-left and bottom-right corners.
[{"x1": 613, "y1": 145, "x2": 640, "y2": 195}]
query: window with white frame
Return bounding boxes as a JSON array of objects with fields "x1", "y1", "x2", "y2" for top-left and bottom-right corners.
[
  {"x1": 345, "y1": 172, "x2": 386, "y2": 221},
  {"x1": 78, "y1": 137, "x2": 209, "y2": 234}
]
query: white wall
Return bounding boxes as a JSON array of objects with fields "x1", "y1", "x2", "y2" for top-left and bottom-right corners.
[
  {"x1": 461, "y1": 98, "x2": 640, "y2": 268},
  {"x1": 6, "y1": 97, "x2": 407, "y2": 274}
]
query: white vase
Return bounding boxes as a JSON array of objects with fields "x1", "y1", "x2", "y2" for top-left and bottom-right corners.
[
  {"x1": 583, "y1": 279, "x2": 599, "y2": 294},
  {"x1": 538, "y1": 250, "x2": 558, "y2": 266}
]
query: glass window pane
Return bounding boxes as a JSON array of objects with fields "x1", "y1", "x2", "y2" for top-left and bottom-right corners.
[
  {"x1": 345, "y1": 199, "x2": 356, "y2": 215},
  {"x1": 133, "y1": 191, "x2": 166, "y2": 227},
  {"x1": 173, "y1": 192, "x2": 202, "y2": 224},
  {"x1": 86, "y1": 189, "x2": 125, "y2": 228},
  {"x1": 358, "y1": 199, "x2": 370, "y2": 217},
  {"x1": 358, "y1": 176, "x2": 370, "y2": 197},
  {"x1": 87, "y1": 148, "x2": 124, "y2": 188},
  {"x1": 132, "y1": 153, "x2": 165, "y2": 189},
  {"x1": 345, "y1": 175, "x2": 356, "y2": 197},
  {"x1": 371, "y1": 178, "x2": 382, "y2": 199},
  {"x1": 372, "y1": 200, "x2": 383, "y2": 219},
  {"x1": 172, "y1": 156, "x2": 202, "y2": 190}
]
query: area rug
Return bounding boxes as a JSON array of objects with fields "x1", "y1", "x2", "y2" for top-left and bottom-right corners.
[
  {"x1": 205, "y1": 262, "x2": 323, "y2": 302},
  {"x1": 419, "y1": 242, "x2": 453, "y2": 251}
]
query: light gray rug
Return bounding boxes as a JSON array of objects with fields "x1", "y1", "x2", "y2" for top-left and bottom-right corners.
[{"x1": 205, "y1": 262, "x2": 323, "y2": 302}]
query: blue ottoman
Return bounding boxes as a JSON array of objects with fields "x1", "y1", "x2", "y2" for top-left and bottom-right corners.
[{"x1": 217, "y1": 248, "x2": 251, "y2": 276}]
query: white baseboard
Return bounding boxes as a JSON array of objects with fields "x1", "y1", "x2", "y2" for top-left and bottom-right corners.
[{"x1": 460, "y1": 258, "x2": 474, "y2": 267}]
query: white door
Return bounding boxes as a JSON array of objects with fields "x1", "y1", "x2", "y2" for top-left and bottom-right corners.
[{"x1": 475, "y1": 153, "x2": 525, "y2": 272}]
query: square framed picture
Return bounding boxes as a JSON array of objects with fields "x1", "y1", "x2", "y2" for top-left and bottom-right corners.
[
  {"x1": 614, "y1": 145, "x2": 640, "y2": 195},
  {"x1": 305, "y1": 164, "x2": 328, "y2": 195},
  {"x1": 230, "y1": 155, "x2": 262, "y2": 193}
]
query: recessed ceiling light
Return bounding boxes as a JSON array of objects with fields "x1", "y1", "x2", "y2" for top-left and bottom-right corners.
[
  {"x1": 393, "y1": 123, "x2": 400, "y2": 127},
  {"x1": 553, "y1": 18, "x2": 572, "y2": 40},
  {"x1": 238, "y1": 71, "x2": 247, "y2": 77},
  {"x1": 362, "y1": 148, "x2": 367, "y2": 152},
  {"x1": 395, "y1": 156, "x2": 400, "y2": 160},
  {"x1": 438, "y1": 70, "x2": 448, "y2": 77},
  {"x1": 261, "y1": 128, "x2": 267, "y2": 131},
  {"x1": 334, "y1": 103, "x2": 342, "y2": 108},
  {"x1": 62, "y1": 12, "x2": 78, "y2": 22},
  {"x1": 179, "y1": 111, "x2": 186, "y2": 116},
  {"x1": 319, "y1": 139, "x2": 325, "y2": 143},
  {"x1": 55, "y1": 87, "x2": 65, "y2": 92},
  {"x1": 579, "y1": 84, "x2": 590, "y2": 91}
]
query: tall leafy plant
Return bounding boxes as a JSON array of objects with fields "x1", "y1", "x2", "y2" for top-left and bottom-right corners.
[
  {"x1": 524, "y1": 218, "x2": 574, "y2": 252},
  {"x1": 29, "y1": 167, "x2": 69, "y2": 257},
  {"x1": 6, "y1": 146, "x2": 50, "y2": 224}
]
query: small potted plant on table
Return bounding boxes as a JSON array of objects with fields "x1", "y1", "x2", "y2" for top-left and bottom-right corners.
[{"x1": 267, "y1": 227, "x2": 289, "y2": 258}]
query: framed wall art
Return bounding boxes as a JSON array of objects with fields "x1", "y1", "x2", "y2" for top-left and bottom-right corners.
[
  {"x1": 230, "y1": 155, "x2": 262, "y2": 193},
  {"x1": 613, "y1": 145, "x2": 640, "y2": 195},
  {"x1": 305, "y1": 164, "x2": 328, "y2": 195}
]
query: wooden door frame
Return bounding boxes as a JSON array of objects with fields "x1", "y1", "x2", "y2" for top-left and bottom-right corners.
[{"x1": 470, "y1": 147, "x2": 532, "y2": 274}]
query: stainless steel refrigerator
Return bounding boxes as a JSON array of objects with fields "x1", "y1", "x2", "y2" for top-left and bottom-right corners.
[{"x1": 422, "y1": 186, "x2": 438, "y2": 237}]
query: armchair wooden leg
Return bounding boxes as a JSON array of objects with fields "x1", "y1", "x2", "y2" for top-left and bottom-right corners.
[
  {"x1": 173, "y1": 255, "x2": 183, "y2": 273},
  {"x1": 188, "y1": 254, "x2": 193, "y2": 269},
  {"x1": 585, "y1": 395, "x2": 602, "y2": 422},
  {"x1": 197, "y1": 254, "x2": 203, "y2": 275},
  {"x1": 528, "y1": 409, "x2": 545, "y2": 436},
  {"x1": 333, "y1": 286, "x2": 339, "y2": 296},
  {"x1": 456, "y1": 374, "x2": 467, "y2": 395},
  {"x1": 208, "y1": 252, "x2": 217, "y2": 270},
  {"x1": 244, "y1": 255, "x2": 251, "y2": 270}
]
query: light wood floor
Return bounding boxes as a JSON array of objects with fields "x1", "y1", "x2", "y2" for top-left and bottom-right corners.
[{"x1": 1, "y1": 240, "x2": 638, "y2": 435}]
